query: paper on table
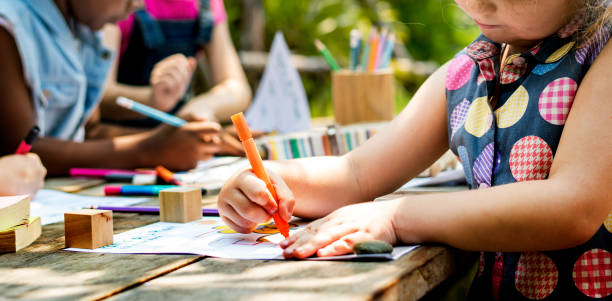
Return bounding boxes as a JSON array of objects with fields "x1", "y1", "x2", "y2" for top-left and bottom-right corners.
[
  {"x1": 66, "y1": 216, "x2": 419, "y2": 261},
  {"x1": 32, "y1": 189, "x2": 147, "y2": 225}
]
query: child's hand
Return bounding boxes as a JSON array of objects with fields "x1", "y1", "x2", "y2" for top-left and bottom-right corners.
[
  {"x1": 0, "y1": 154, "x2": 46, "y2": 196},
  {"x1": 280, "y1": 201, "x2": 398, "y2": 259},
  {"x1": 150, "y1": 54, "x2": 197, "y2": 112},
  {"x1": 217, "y1": 168, "x2": 295, "y2": 234},
  {"x1": 142, "y1": 120, "x2": 222, "y2": 170}
]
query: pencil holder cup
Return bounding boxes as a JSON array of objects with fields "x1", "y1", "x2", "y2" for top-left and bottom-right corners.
[{"x1": 331, "y1": 70, "x2": 395, "y2": 125}]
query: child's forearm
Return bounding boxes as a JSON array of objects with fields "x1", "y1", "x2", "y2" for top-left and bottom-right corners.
[
  {"x1": 32, "y1": 134, "x2": 150, "y2": 176},
  {"x1": 179, "y1": 78, "x2": 251, "y2": 123},
  {"x1": 266, "y1": 156, "x2": 366, "y2": 219},
  {"x1": 392, "y1": 177, "x2": 607, "y2": 252}
]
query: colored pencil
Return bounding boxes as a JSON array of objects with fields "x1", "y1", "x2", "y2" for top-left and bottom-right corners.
[
  {"x1": 349, "y1": 29, "x2": 362, "y2": 71},
  {"x1": 366, "y1": 28, "x2": 379, "y2": 72},
  {"x1": 380, "y1": 32, "x2": 395, "y2": 69},
  {"x1": 91, "y1": 205, "x2": 219, "y2": 216},
  {"x1": 314, "y1": 39, "x2": 341, "y2": 71},
  {"x1": 116, "y1": 96, "x2": 187, "y2": 127}
]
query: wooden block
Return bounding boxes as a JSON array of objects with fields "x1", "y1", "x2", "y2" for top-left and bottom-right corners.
[
  {"x1": 159, "y1": 187, "x2": 202, "y2": 223},
  {"x1": 0, "y1": 217, "x2": 41, "y2": 253},
  {"x1": 64, "y1": 209, "x2": 113, "y2": 249}
]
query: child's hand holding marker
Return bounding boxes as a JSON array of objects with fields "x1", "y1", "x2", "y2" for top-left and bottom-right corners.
[
  {"x1": 0, "y1": 154, "x2": 46, "y2": 196},
  {"x1": 116, "y1": 97, "x2": 222, "y2": 170},
  {"x1": 217, "y1": 164, "x2": 295, "y2": 235}
]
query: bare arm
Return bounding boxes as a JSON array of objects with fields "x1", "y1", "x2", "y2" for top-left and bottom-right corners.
[
  {"x1": 392, "y1": 41, "x2": 612, "y2": 252},
  {"x1": 266, "y1": 63, "x2": 450, "y2": 218},
  {"x1": 178, "y1": 22, "x2": 252, "y2": 122},
  {"x1": 0, "y1": 27, "x2": 222, "y2": 176},
  {"x1": 217, "y1": 62, "x2": 449, "y2": 231},
  {"x1": 281, "y1": 43, "x2": 612, "y2": 258}
]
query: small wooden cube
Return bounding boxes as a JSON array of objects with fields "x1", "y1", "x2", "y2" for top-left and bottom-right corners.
[
  {"x1": 64, "y1": 209, "x2": 113, "y2": 249},
  {"x1": 159, "y1": 187, "x2": 202, "y2": 223}
]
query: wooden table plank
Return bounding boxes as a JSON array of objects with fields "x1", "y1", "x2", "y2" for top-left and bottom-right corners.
[
  {"x1": 107, "y1": 247, "x2": 466, "y2": 301},
  {"x1": 0, "y1": 179, "x2": 469, "y2": 300},
  {"x1": 0, "y1": 213, "x2": 203, "y2": 301}
]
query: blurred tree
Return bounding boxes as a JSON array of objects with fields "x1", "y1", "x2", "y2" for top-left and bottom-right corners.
[{"x1": 223, "y1": 0, "x2": 480, "y2": 117}]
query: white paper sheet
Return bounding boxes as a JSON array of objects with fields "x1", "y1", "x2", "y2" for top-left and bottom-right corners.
[
  {"x1": 66, "y1": 217, "x2": 419, "y2": 261},
  {"x1": 245, "y1": 31, "x2": 311, "y2": 133},
  {"x1": 32, "y1": 189, "x2": 147, "y2": 225}
]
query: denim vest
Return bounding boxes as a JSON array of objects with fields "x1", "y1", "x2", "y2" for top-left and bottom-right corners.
[
  {"x1": 112, "y1": 0, "x2": 213, "y2": 127},
  {"x1": 0, "y1": 0, "x2": 112, "y2": 141}
]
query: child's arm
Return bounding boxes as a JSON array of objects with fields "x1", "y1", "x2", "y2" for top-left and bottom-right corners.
[
  {"x1": 0, "y1": 154, "x2": 46, "y2": 196},
  {"x1": 177, "y1": 22, "x2": 252, "y2": 122},
  {"x1": 217, "y1": 62, "x2": 450, "y2": 233},
  {"x1": 0, "y1": 27, "x2": 221, "y2": 176},
  {"x1": 99, "y1": 25, "x2": 197, "y2": 121},
  {"x1": 281, "y1": 43, "x2": 612, "y2": 258}
]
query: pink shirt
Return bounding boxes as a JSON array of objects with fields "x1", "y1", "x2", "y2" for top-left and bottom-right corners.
[{"x1": 118, "y1": 0, "x2": 227, "y2": 56}]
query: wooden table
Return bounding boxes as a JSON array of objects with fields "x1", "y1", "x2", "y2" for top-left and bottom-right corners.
[{"x1": 0, "y1": 179, "x2": 470, "y2": 301}]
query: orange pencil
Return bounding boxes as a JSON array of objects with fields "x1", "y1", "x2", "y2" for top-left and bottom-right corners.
[
  {"x1": 156, "y1": 165, "x2": 184, "y2": 186},
  {"x1": 367, "y1": 28, "x2": 379, "y2": 72},
  {"x1": 231, "y1": 112, "x2": 290, "y2": 238}
]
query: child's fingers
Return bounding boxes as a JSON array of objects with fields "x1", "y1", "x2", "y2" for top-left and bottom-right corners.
[
  {"x1": 187, "y1": 57, "x2": 197, "y2": 71},
  {"x1": 267, "y1": 169, "x2": 295, "y2": 221},
  {"x1": 284, "y1": 222, "x2": 358, "y2": 259},
  {"x1": 182, "y1": 121, "x2": 221, "y2": 134},
  {"x1": 237, "y1": 171, "x2": 279, "y2": 215},
  {"x1": 220, "y1": 215, "x2": 257, "y2": 234},
  {"x1": 218, "y1": 191, "x2": 259, "y2": 232},
  {"x1": 316, "y1": 232, "x2": 368, "y2": 257}
]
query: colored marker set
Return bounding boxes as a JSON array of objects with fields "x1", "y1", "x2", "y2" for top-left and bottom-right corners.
[
  {"x1": 255, "y1": 122, "x2": 386, "y2": 160},
  {"x1": 315, "y1": 27, "x2": 395, "y2": 72}
]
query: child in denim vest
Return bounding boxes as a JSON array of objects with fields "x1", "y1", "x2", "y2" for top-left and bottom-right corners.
[
  {"x1": 218, "y1": 1, "x2": 612, "y2": 299},
  {"x1": 0, "y1": 0, "x2": 223, "y2": 174}
]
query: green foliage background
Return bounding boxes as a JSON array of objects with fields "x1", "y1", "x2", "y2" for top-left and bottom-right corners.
[{"x1": 224, "y1": 0, "x2": 479, "y2": 117}]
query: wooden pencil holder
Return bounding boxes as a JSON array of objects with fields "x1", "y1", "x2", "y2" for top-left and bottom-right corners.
[{"x1": 332, "y1": 70, "x2": 395, "y2": 125}]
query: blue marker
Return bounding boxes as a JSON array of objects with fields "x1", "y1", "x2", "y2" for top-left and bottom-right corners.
[
  {"x1": 104, "y1": 185, "x2": 207, "y2": 196},
  {"x1": 116, "y1": 97, "x2": 187, "y2": 127},
  {"x1": 349, "y1": 29, "x2": 362, "y2": 71}
]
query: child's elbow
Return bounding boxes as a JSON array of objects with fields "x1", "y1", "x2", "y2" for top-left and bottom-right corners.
[{"x1": 563, "y1": 207, "x2": 607, "y2": 249}]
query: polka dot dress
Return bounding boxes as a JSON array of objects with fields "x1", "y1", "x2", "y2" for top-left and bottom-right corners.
[{"x1": 445, "y1": 18, "x2": 612, "y2": 301}]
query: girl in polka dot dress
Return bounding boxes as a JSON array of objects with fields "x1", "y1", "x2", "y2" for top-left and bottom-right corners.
[{"x1": 217, "y1": 1, "x2": 612, "y2": 299}]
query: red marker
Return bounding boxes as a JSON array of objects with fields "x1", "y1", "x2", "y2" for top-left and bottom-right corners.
[{"x1": 15, "y1": 126, "x2": 40, "y2": 154}]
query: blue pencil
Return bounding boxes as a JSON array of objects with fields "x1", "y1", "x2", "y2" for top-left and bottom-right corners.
[
  {"x1": 349, "y1": 29, "x2": 362, "y2": 71},
  {"x1": 380, "y1": 33, "x2": 395, "y2": 69},
  {"x1": 116, "y1": 96, "x2": 187, "y2": 127}
]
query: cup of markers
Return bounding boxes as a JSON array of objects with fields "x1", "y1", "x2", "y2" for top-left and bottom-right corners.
[{"x1": 315, "y1": 27, "x2": 395, "y2": 125}]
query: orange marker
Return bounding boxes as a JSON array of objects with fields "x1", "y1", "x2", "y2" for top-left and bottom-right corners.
[
  {"x1": 231, "y1": 112, "x2": 290, "y2": 238},
  {"x1": 156, "y1": 165, "x2": 184, "y2": 186}
]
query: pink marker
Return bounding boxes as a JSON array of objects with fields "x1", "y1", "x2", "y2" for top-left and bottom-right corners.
[{"x1": 70, "y1": 168, "x2": 157, "y2": 178}]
